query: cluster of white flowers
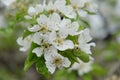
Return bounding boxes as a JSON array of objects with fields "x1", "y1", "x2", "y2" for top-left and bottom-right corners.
[{"x1": 17, "y1": 0, "x2": 97, "y2": 74}]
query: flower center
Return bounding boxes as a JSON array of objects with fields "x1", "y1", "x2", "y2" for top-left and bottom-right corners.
[
  {"x1": 40, "y1": 25, "x2": 48, "y2": 34},
  {"x1": 72, "y1": 4, "x2": 78, "y2": 11},
  {"x1": 41, "y1": 42, "x2": 50, "y2": 49},
  {"x1": 53, "y1": 58, "x2": 62, "y2": 67},
  {"x1": 54, "y1": 37, "x2": 64, "y2": 46}
]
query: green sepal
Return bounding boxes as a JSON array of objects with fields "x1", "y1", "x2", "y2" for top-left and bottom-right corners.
[
  {"x1": 74, "y1": 49, "x2": 90, "y2": 62},
  {"x1": 78, "y1": 25, "x2": 84, "y2": 32},
  {"x1": 36, "y1": 56, "x2": 50, "y2": 78},
  {"x1": 24, "y1": 42, "x2": 39, "y2": 71},
  {"x1": 22, "y1": 30, "x2": 33, "y2": 39}
]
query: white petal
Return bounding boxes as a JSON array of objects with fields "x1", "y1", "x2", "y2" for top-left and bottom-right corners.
[
  {"x1": 65, "y1": 5, "x2": 77, "y2": 18},
  {"x1": 32, "y1": 32, "x2": 42, "y2": 45},
  {"x1": 78, "y1": 28, "x2": 92, "y2": 43},
  {"x1": 49, "y1": 13, "x2": 61, "y2": 23},
  {"x1": 32, "y1": 47, "x2": 43, "y2": 57},
  {"x1": 47, "y1": 13, "x2": 60, "y2": 31},
  {"x1": 44, "y1": 46, "x2": 57, "y2": 60},
  {"x1": 54, "y1": 0, "x2": 66, "y2": 7},
  {"x1": 68, "y1": 21, "x2": 79, "y2": 36},
  {"x1": 59, "y1": 19, "x2": 71, "y2": 38},
  {"x1": 59, "y1": 19, "x2": 71, "y2": 27},
  {"x1": 56, "y1": 40, "x2": 74, "y2": 51},
  {"x1": 45, "y1": 61, "x2": 56, "y2": 74},
  {"x1": 70, "y1": 0, "x2": 85, "y2": 8},
  {"x1": 59, "y1": 5, "x2": 76, "y2": 19},
  {"x1": 79, "y1": 42, "x2": 96, "y2": 54},
  {"x1": 62, "y1": 57, "x2": 71, "y2": 67},
  {"x1": 37, "y1": 14, "x2": 48, "y2": 26},
  {"x1": 28, "y1": 25, "x2": 40, "y2": 32},
  {"x1": 45, "y1": 1, "x2": 56, "y2": 11},
  {"x1": 58, "y1": 29, "x2": 68, "y2": 39},
  {"x1": 77, "y1": 10, "x2": 88, "y2": 17},
  {"x1": 17, "y1": 36, "x2": 32, "y2": 52},
  {"x1": 69, "y1": 62, "x2": 80, "y2": 70},
  {"x1": 28, "y1": 6, "x2": 36, "y2": 16},
  {"x1": 35, "y1": 4, "x2": 44, "y2": 14},
  {"x1": 17, "y1": 37, "x2": 24, "y2": 46},
  {"x1": 48, "y1": 31, "x2": 57, "y2": 43}
]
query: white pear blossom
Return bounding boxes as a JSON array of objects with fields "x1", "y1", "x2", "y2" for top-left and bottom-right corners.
[
  {"x1": 32, "y1": 33, "x2": 53, "y2": 57},
  {"x1": 25, "y1": 2, "x2": 45, "y2": 19},
  {"x1": 32, "y1": 42, "x2": 51, "y2": 57},
  {"x1": 59, "y1": 19, "x2": 79, "y2": 36},
  {"x1": 45, "y1": 0, "x2": 76, "y2": 18},
  {"x1": 28, "y1": 13, "x2": 60, "y2": 33},
  {"x1": 49, "y1": 31, "x2": 74, "y2": 51},
  {"x1": 70, "y1": 58, "x2": 93, "y2": 76},
  {"x1": 44, "y1": 47, "x2": 71, "y2": 74},
  {"x1": 45, "y1": 1, "x2": 57, "y2": 13},
  {"x1": 84, "y1": 0, "x2": 98, "y2": 13},
  {"x1": 78, "y1": 28, "x2": 96, "y2": 54},
  {"x1": 70, "y1": 0, "x2": 97, "y2": 17},
  {"x1": 17, "y1": 35, "x2": 32, "y2": 52},
  {"x1": 28, "y1": 6, "x2": 36, "y2": 16},
  {"x1": 70, "y1": 0, "x2": 87, "y2": 17},
  {"x1": 54, "y1": 0, "x2": 76, "y2": 19}
]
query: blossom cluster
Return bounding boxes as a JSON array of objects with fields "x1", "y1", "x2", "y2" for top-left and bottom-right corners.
[{"x1": 17, "y1": 0, "x2": 97, "y2": 74}]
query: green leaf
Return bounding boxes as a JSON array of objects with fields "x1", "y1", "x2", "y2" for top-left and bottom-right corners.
[
  {"x1": 67, "y1": 35, "x2": 78, "y2": 43},
  {"x1": 36, "y1": 56, "x2": 50, "y2": 78},
  {"x1": 60, "y1": 50, "x2": 79, "y2": 65},
  {"x1": 22, "y1": 30, "x2": 33, "y2": 39},
  {"x1": 24, "y1": 42, "x2": 39, "y2": 71},
  {"x1": 74, "y1": 49, "x2": 90, "y2": 62}
]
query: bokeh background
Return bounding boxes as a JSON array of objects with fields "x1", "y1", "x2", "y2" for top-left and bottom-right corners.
[{"x1": 0, "y1": 0, "x2": 120, "y2": 80}]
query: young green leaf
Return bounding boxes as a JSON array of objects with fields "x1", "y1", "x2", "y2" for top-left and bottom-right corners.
[
  {"x1": 36, "y1": 56, "x2": 50, "y2": 78},
  {"x1": 74, "y1": 49, "x2": 90, "y2": 62},
  {"x1": 24, "y1": 42, "x2": 39, "y2": 71},
  {"x1": 60, "y1": 50, "x2": 79, "y2": 65}
]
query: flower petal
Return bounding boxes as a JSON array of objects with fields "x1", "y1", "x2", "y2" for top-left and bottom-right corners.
[
  {"x1": 17, "y1": 36, "x2": 32, "y2": 52},
  {"x1": 28, "y1": 6, "x2": 36, "y2": 16},
  {"x1": 79, "y1": 42, "x2": 96, "y2": 54},
  {"x1": 56, "y1": 40, "x2": 74, "y2": 51},
  {"x1": 45, "y1": 61, "x2": 56, "y2": 74},
  {"x1": 77, "y1": 10, "x2": 88, "y2": 17},
  {"x1": 32, "y1": 47, "x2": 43, "y2": 57},
  {"x1": 37, "y1": 14, "x2": 48, "y2": 26},
  {"x1": 78, "y1": 28, "x2": 92, "y2": 44},
  {"x1": 32, "y1": 32, "x2": 42, "y2": 45},
  {"x1": 62, "y1": 57, "x2": 71, "y2": 67},
  {"x1": 28, "y1": 25, "x2": 40, "y2": 32},
  {"x1": 47, "y1": 13, "x2": 60, "y2": 31}
]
